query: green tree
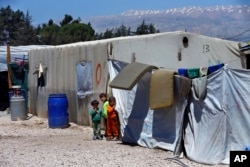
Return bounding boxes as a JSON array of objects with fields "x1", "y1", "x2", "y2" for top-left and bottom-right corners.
[
  {"x1": 48, "y1": 19, "x2": 54, "y2": 26},
  {"x1": 38, "y1": 15, "x2": 95, "y2": 45},
  {"x1": 38, "y1": 21, "x2": 60, "y2": 45},
  {"x1": 102, "y1": 28, "x2": 114, "y2": 39},
  {"x1": 95, "y1": 21, "x2": 158, "y2": 40},
  {"x1": 71, "y1": 17, "x2": 81, "y2": 24},
  {"x1": 135, "y1": 20, "x2": 159, "y2": 35},
  {"x1": 1, "y1": 6, "x2": 160, "y2": 45},
  {"x1": 96, "y1": 24, "x2": 132, "y2": 40},
  {"x1": 60, "y1": 14, "x2": 73, "y2": 26},
  {"x1": 0, "y1": 6, "x2": 38, "y2": 45},
  {"x1": 114, "y1": 24, "x2": 131, "y2": 37},
  {"x1": 58, "y1": 22, "x2": 95, "y2": 44},
  {"x1": 14, "y1": 11, "x2": 38, "y2": 45}
]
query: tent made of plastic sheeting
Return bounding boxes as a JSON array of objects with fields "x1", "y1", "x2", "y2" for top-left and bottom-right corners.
[
  {"x1": 109, "y1": 60, "x2": 250, "y2": 165},
  {"x1": 28, "y1": 42, "x2": 109, "y2": 124},
  {"x1": 27, "y1": 31, "x2": 248, "y2": 125},
  {"x1": 0, "y1": 45, "x2": 50, "y2": 72},
  {"x1": 108, "y1": 60, "x2": 188, "y2": 152},
  {"x1": 26, "y1": 31, "x2": 250, "y2": 165},
  {"x1": 184, "y1": 66, "x2": 250, "y2": 165}
]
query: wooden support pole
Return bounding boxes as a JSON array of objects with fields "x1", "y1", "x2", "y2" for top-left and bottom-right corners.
[{"x1": 7, "y1": 44, "x2": 12, "y2": 89}]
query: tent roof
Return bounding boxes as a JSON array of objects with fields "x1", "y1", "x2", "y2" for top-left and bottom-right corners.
[{"x1": 0, "y1": 45, "x2": 50, "y2": 72}]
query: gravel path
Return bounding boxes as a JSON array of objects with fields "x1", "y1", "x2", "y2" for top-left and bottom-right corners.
[{"x1": 0, "y1": 110, "x2": 227, "y2": 167}]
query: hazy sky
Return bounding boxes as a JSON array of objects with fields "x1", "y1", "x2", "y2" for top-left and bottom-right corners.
[{"x1": 1, "y1": 0, "x2": 250, "y2": 25}]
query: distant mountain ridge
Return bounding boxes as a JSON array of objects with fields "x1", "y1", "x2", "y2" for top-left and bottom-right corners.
[{"x1": 83, "y1": 5, "x2": 250, "y2": 42}]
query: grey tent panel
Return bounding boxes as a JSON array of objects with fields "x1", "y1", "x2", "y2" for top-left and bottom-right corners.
[{"x1": 109, "y1": 62, "x2": 158, "y2": 90}]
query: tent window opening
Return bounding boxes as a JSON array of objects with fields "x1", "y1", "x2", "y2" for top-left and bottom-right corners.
[{"x1": 183, "y1": 37, "x2": 189, "y2": 48}]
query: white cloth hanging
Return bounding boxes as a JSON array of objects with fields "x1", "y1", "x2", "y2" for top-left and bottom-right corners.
[{"x1": 38, "y1": 63, "x2": 43, "y2": 78}]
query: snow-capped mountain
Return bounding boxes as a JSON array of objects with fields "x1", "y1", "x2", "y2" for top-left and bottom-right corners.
[{"x1": 83, "y1": 5, "x2": 250, "y2": 42}]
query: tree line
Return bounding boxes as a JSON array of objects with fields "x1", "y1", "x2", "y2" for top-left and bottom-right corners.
[{"x1": 0, "y1": 6, "x2": 160, "y2": 46}]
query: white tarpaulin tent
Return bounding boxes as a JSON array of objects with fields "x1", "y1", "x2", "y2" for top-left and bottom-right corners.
[
  {"x1": 109, "y1": 60, "x2": 250, "y2": 165},
  {"x1": 185, "y1": 66, "x2": 250, "y2": 164}
]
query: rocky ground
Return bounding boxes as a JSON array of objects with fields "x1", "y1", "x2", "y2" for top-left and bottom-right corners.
[{"x1": 0, "y1": 110, "x2": 227, "y2": 167}]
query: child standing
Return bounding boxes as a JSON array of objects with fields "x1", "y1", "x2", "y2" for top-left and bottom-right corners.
[
  {"x1": 106, "y1": 96, "x2": 120, "y2": 141},
  {"x1": 89, "y1": 99, "x2": 103, "y2": 140},
  {"x1": 99, "y1": 93, "x2": 109, "y2": 137}
]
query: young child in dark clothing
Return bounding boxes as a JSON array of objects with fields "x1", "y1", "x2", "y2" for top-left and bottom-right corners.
[{"x1": 89, "y1": 99, "x2": 103, "y2": 140}]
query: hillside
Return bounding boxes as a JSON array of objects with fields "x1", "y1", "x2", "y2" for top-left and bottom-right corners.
[{"x1": 83, "y1": 5, "x2": 250, "y2": 42}]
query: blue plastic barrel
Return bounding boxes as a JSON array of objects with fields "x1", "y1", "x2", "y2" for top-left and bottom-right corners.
[{"x1": 48, "y1": 94, "x2": 69, "y2": 128}]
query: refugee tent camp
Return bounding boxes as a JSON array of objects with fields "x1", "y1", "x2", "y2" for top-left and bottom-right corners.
[{"x1": 21, "y1": 31, "x2": 250, "y2": 165}]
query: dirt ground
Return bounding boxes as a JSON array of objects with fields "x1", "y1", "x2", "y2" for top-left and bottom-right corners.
[{"x1": 0, "y1": 110, "x2": 228, "y2": 167}]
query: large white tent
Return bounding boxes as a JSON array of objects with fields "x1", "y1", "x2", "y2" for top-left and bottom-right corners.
[{"x1": 27, "y1": 31, "x2": 247, "y2": 119}]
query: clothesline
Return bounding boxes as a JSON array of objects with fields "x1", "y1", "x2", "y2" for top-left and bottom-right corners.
[{"x1": 178, "y1": 63, "x2": 224, "y2": 79}]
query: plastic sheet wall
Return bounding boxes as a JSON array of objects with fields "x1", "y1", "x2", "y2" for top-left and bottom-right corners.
[
  {"x1": 28, "y1": 31, "x2": 245, "y2": 126},
  {"x1": 28, "y1": 42, "x2": 109, "y2": 125}
]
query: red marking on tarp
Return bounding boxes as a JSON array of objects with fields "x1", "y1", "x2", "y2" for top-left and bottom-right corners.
[{"x1": 96, "y1": 64, "x2": 101, "y2": 84}]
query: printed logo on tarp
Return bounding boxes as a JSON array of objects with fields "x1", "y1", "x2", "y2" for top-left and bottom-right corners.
[{"x1": 230, "y1": 151, "x2": 250, "y2": 167}]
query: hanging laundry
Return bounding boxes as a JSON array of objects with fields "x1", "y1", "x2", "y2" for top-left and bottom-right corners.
[
  {"x1": 149, "y1": 69, "x2": 177, "y2": 110},
  {"x1": 200, "y1": 67, "x2": 208, "y2": 77},
  {"x1": 208, "y1": 63, "x2": 224, "y2": 75},
  {"x1": 38, "y1": 63, "x2": 45, "y2": 87},
  {"x1": 38, "y1": 63, "x2": 43, "y2": 78},
  {"x1": 178, "y1": 76, "x2": 192, "y2": 97},
  {"x1": 178, "y1": 68, "x2": 188, "y2": 77},
  {"x1": 38, "y1": 74, "x2": 45, "y2": 87},
  {"x1": 187, "y1": 68, "x2": 200, "y2": 79},
  {"x1": 192, "y1": 76, "x2": 207, "y2": 100}
]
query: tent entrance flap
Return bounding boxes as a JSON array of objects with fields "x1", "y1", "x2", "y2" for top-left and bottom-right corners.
[{"x1": 109, "y1": 62, "x2": 158, "y2": 90}]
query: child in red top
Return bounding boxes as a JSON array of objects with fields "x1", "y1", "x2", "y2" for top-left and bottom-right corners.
[{"x1": 106, "y1": 96, "x2": 120, "y2": 141}]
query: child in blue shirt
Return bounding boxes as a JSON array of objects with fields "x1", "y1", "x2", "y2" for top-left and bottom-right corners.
[{"x1": 89, "y1": 99, "x2": 103, "y2": 140}]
